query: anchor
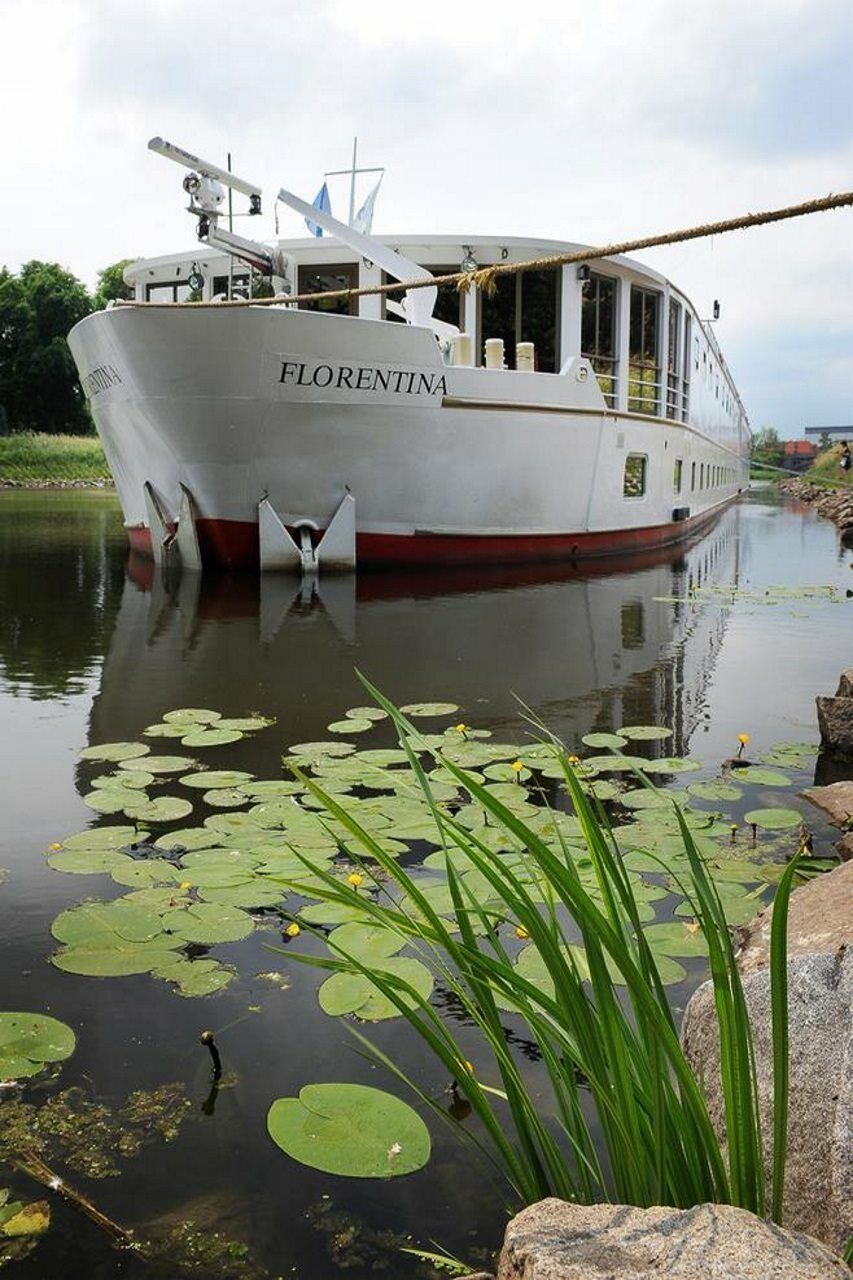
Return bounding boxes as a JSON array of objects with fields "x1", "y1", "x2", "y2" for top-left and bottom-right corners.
[
  {"x1": 258, "y1": 490, "x2": 356, "y2": 575},
  {"x1": 142, "y1": 481, "x2": 202, "y2": 571}
]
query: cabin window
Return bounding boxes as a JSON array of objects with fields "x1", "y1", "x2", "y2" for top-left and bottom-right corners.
[
  {"x1": 212, "y1": 273, "x2": 251, "y2": 300},
  {"x1": 682, "y1": 315, "x2": 692, "y2": 420},
  {"x1": 673, "y1": 458, "x2": 683, "y2": 494},
  {"x1": 700, "y1": 463, "x2": 705, "y2": 489},
  {"x1": 145, "y1": 280, "x2": 194, "y2": 302},
  {"x1": 691, "y1": 461, "x2": 696, "y2": 491},
  {"x1": 581, "y1": 273, "x2": 617, "y2": 407},
  {"x1": 623, "y1": 454, "x2": 647, "y2": 498},
  {"x1": 479, "y1": 267, "x2": 559, "y2": 372},
  {"x1": 628, "y1": 286, "x2": 660, "y2": 414},
  {"x1": 666, "y1": 298, "x2": 681, "y2": 420},
  {"x1": 296, "y1": 263, "x2": 359, "y2": 315}
]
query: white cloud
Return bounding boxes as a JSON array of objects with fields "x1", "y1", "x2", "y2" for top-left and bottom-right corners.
[{"x1": 3, "y1": 0, "x2": 852, "y2": 431}]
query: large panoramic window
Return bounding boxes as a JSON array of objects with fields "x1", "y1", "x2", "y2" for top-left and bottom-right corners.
[
  {"x1": 383, "y1": 267, "x2": 463, "y2": 328},
  {"x1": 296, "y1": 263, "x2": 359, "y2": 315},
  {"x1": 581, "y1": 273, "x2": 617, "y2": 407},
  {"x1": 479, "y1": 268, "x2": 559, "y2": 372},
  {"x1": 682, "y1": 314, "x2": 692, "y2": 421},
  {"x1": 623, "y1": 454, "x2": 647, "y2": 498},
  {"x1": 628, "y1": 286, "x2": 660, "y2": 414}
]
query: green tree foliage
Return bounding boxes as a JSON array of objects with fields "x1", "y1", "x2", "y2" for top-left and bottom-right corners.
[
  {"x1": 751, "y1": 426, "x2": 785, "y2": 469},
  {"x1": 0, "y1": 262, "x2": 92, "y2": 434},
  {"x1": 818, "y1": 431, "x2": 833, "y2": 450},
  {"x1": 92, "y1": 259, "x2": 134, "y2": 310}
]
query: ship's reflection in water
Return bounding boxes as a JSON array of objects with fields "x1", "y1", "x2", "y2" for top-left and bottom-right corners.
[{"x1": 91, "y1": 512, "x2": 741, "y2": 762}]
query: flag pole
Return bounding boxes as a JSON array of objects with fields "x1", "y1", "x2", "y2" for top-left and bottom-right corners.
[{"x1": 349, "y1": 136, "x2": 358, "y2": 227}]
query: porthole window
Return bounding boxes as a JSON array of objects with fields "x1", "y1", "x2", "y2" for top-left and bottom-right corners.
[{"x1": 623, "y1": 454, "x2": 648, "y2": 498}]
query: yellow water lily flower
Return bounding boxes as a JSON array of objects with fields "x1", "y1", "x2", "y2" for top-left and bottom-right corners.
[
  {"x1": 568, "y1": 754, "x2": 581, "y2": 766},
  {"x1": 515, "y1": 925, "x2": 529, "y2": 940},
  {"x1": 347, "y1": 872, "x2": 364, "y2": 888},
  {"x1": 285, "y1": 922, "x2": 300, "y2": 937},
  {"x1": 738, "y1": 733, "x2": 750, "y2": 744},
  {"x1": 511, "y1": 760, "x2": 524, "y2": 774},
  {"x1": 49, "y1": 842, "x2": 62, "y2": 851},
  {"x1": 179, "y1": 880, "x2": 192, "y2": 890},
  {"x1": 455, "y1": 723, "x2": 467, "y2": 734}
]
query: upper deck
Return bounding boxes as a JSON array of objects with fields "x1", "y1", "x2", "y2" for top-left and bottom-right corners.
[{"x1": 124, "y1": 233, "x2": 749, "y2": 452}]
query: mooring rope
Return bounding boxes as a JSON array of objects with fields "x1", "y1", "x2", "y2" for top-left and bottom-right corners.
[{"x1": 116, "y1": 188, "x2": 853, "y2": 310}]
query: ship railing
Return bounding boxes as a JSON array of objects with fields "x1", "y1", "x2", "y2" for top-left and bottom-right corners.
[
  {"x1": 584, "y1": 353, "x2": 618, "y2": 410},
  {"x1": 627, "y1": 362, "x2": 662, "y2": 415}
]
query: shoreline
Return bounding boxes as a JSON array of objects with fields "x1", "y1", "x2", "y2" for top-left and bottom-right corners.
[
  {"x1": 0, "y1": 478, "x2": 114, "y2": 490},
  {"x1": 779, "y1": 475, "x2": 853, "y2": 536}
]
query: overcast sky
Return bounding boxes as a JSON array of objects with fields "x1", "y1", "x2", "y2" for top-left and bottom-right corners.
[{"x1": 4, "y1": 0, "x2": 852, "y2": 435}]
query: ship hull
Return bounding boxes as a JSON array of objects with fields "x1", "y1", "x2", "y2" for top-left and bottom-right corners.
[{"x1": 68, "y1": 305, "x2": 749, "y2": 569}]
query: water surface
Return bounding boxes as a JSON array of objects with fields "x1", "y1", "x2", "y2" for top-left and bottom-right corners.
[{"x1": 0, "y1": 487, "x2": 850, "y2": 1279}]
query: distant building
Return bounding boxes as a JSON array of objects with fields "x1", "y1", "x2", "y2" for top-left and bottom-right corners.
[
  {"x1": 783, "y1": 440, "x2": 817, "y2": 472},
  {"x1": 804, "y1": 426, "x2": 852, "y2": 445}
]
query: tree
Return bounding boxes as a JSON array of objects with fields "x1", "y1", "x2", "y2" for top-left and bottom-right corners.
[
  {"x1": 751, "y1": 426, "x2": 785, "y2": 469},
  {"x1": 0, "y1": 261, "x2": 93, "y2": 434},
  {"x1": 92, "y1": 259, "x2": 134, "y2": 310},
  {"x1": 819, "y1": 431, "x2": 833, "y2": 451}
]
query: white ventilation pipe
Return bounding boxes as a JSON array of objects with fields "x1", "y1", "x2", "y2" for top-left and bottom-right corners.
[
  {"x1": 516, "y1": 342, "x2": 535, "y2": 371},
  {"x1": 450, "y1": 333, "x2": 474, "y2": 366}
]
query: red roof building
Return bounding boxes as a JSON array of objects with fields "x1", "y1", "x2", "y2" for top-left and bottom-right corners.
[{"x1": 784, "y1": 440, "x2": 817, "y2": 458}]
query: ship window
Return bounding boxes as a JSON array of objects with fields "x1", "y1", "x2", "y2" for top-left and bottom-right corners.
[
  {"x1": 623, "y1": 454, "x2": 647, "y2": 498},
  {"x1": 682, "y1": 314, "x2": 692, "y2": 421},
  {"x1": 700, "y1": 463, "x2": 705, "y2": 489},
  {"x1": 581, "y1": 273, "x2": 617, "y2": 407},
  {"x1": 146, "y1": 280, "x2": 194, "y2": 302},
  {"x1": 673, "y1": 458, "x2": 683, "y2": 494},
  {"x1": 296, "y1": 263, "x2": 359, "y2": 315},
  {"x1": 666, "y1": 298, "x2": 681, "y2": 420},
  {"x1": 479, "y1": 267, "x2": 559, "y2": 372},
  {"x1": 628, "y1": 286, "x2": 660, "y2": 414},
  {"x1": 212, "y1": 273, "x2": 251, "y2": 300},
  {"x1": 691, "y1": 461, "x2": 696, "y2": 490}
]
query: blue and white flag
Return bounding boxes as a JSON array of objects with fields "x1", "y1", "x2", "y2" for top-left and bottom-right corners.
[
  {"x1": 352, "y1": 175, "x2": 383, "y2": 235},
  {"x1": 305, "y1": 182, "x2": 331, "y2": 237}
]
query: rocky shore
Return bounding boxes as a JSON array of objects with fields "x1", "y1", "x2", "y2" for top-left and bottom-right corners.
[
  {"x1": 779, "y1": 476, "x2": 853, "y2": 536},
  {"x1": 0, "y1": 478, "x2": 113, "y2": 489}
]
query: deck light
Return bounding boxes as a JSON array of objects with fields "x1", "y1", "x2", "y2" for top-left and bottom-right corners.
[
  {"x1": 461, "y1": 247, "x2": 478, "y2": 272},
  {"x1": 577, "y1": 264, "x2": 591, "y2": 282}
]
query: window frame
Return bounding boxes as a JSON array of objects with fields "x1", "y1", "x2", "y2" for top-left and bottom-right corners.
[{"x1": 623, "y1": 453, "x2": 649, "y2": 500}]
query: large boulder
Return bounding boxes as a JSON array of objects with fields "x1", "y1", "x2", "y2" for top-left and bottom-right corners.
[
  {"x1": 816, "y1": 696, "x2": 853, "y2": 754},
  {"x1": 803, "y1": 779, "x2": 853, "y2": 828},
  {"x1": 496, "y1": 1199, "x2": 850, "y2": 1279},
  {"x1": 681, "y1": 860, "x2": 853, "y2": 1253}
]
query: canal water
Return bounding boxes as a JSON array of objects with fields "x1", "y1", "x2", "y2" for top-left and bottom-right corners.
[{"x1": 0, "y1": 487, "x2": 850, "y2": 1279}]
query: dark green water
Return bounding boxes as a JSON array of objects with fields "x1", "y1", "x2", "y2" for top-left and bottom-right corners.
[{"x1": 0, "y1": 487, "x2": 851, "y2": 1279}]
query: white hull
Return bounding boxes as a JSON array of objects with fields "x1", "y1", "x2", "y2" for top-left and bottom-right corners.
[{"x1": 68, "y1": 305, "x2": 749, "y2": 567}]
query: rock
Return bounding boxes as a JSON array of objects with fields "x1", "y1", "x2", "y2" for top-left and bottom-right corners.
[
  {"x1": 803, "y1": 779, "x2": 853, "y2": 828},
  {"x1": 496, "y1": 1199, "x2": 849, "y2": 1279},
  {"x1": 836, "y1": 669, "x2": 853, "y2": 698},
  {"x1": 816, "y1": 695, "x2": 853, "y2": 754},
  {"x1": 681, "y1": 949, "x2": 853, "y2": 1254},
  {"x1": 836, "y1": 833, "x2": 853, "y2": 861},
  {"x1": 734, "y1": 858, "x2": 853, "y2": 975}
]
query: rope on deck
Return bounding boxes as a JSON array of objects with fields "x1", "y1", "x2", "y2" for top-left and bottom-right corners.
[{"x1": 116, "y1": 188, "x2": 853, "y2": 310}]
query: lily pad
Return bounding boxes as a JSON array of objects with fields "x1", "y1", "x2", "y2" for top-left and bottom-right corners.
[
  {"x1": 163, "y1": 708, "x2": 222, "y2": 725},
  {"x1": 181, "y1": 729, "x2": 243, "y2": 748},
  {"x1": 216, "y1": 716, "x2": 276, "y2": 732},
  {"x1": 581, "y1": 732, "x2": 628, "y2": 750},
  {"x1": 743, "y1": 807, "x2": 803, "y2": 830},
  {"x1": 345, "y1": 707, "x2": 388, "y2": 722},
  {"x1": 124, "y1": 796, "x2": 194, "y2": 824},
  {"x1": 267, "y1": 1082, "x2": 430, "y2": 1177},
  {"x1": 326, "y1": 922, "x2": 405, "y2": 962},
  {"x1": 150, "y1": 957, "x2": 234, "y2": 997},
  {"x1": 180, "y1": 770, "x2": 254, "y2": 790},
  {"x1": 318, "y1": 957, "x2": 434, "y2": 1021},
  {"x1": 84, "y1": 788, "x2": 146, "y2": 815},
  {"x1": 169, "y1": 903, "x2": 254, "y2": 945},
  {"x1": 202, "y1": 789, "x2": 250, "y2": 809},
  {"x1": 91, "y1": 770, "x2": 154, "y2": 791},
  {"x1": 327, "y1": 719, "x2": 372, "y2": 735},
  {"x1": 60, "y1": 825, "x2": 143, "y2": 851},
  {"x1": 0, "y1": 1013, "x2": 76, "y2": 1081},
  {"x1": 109, "y1": 858, "x2": 180, "y2": 889},
  {"x1": 120, "y1": 755, "x2": 195, "y2": 775},
  {"x1": 687, "y1": 781, "x2": 744, "y2": 802},
  {"x1": 618, "y1": 725, "x2": 673, "y2": 741},
  {"x1": 642, "y1": 758, "x2": 701, "y2": 775},
  {"x1": 47, "y1": 847, "x2": 131, "y2": 875},
  {"x1": 399, "y1": 702, "x2": 459, "y2": 717},
  {"x1": 79, "y1": 742, "x2": 150, "y2": 763},
  {"x1": 737, "y1": 767, "x2": 792, "y2": 788}
]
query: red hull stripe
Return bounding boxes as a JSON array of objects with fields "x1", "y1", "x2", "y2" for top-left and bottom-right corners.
[{"x1": 126, "y1": 498, "x2": 738, "y2": 569}]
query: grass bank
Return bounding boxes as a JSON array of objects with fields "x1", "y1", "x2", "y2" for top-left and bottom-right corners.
[
  {"x1": 804, "y1": 444, "x2": 853, "y2": 487},
  {"x1": 0, "y1": 433, "x2": 111, "y2": 486}
]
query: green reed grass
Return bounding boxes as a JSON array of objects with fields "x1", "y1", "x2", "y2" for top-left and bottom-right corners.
[
  {"x1": 281, "y1": 681, "x2": 798, "y2": 1220},
  {"x1": 0, "y1": 432, "x2": 109, "y2": 483}
]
